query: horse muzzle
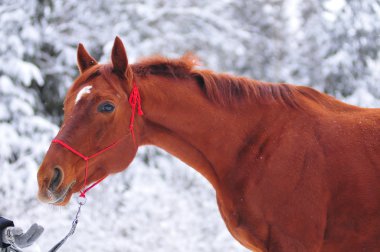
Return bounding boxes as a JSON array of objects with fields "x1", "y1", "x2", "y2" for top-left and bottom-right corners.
[{"x1": 38, "y1": 180, "x2": 76, "y2": 205}]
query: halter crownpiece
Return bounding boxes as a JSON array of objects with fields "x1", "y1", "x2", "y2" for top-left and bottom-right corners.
[{"x1": 129, "y1": 80, "x2": 144, "y2": 143}]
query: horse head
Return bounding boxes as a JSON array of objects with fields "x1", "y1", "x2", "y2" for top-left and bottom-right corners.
[{"x1": 37, "y1": 37, "x2": 141, "y2": 205}]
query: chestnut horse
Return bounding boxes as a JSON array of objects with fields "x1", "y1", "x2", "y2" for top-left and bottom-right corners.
[{"x1": 37, "y1": 37, "x2": 380, "y2": 251}]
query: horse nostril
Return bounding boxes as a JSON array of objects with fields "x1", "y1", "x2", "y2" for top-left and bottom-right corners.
[{"x1": 49, "y1": 167, "x2": 63, "y2": 191}]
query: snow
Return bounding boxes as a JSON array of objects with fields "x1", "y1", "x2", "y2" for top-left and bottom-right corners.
[
  {"x1": 75, "y1": 86, "x2": 93, "y2": 104},
  {"x1": 0, "y1": 58, "x2": 43, "y2": 87},
  {"x1": 324, "y1": 0, "x2": 346, "y2": 12},
  {"x1": 344, "y1": 88, "x2": 380, "y2": 108},
  {"x1": 0, "y1": 0, "x2": 380, "y2": 251}
]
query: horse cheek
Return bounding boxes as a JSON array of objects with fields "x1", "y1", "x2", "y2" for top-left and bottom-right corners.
[{"x1": 109, "y1": 146, "x2": 137, "y2": 174}]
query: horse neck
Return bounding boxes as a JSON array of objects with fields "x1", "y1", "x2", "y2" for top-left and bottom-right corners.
[{"x1": 135, "y1": 74, "x2": 286, "y2": 191}]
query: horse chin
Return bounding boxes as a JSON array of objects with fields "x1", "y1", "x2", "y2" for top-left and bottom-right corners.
[
  {"x1": 52, "y1": 191, "x2": 73, "y2": 206},
  {"x1": 49, "y1": 181, "x2": 76, "y2": 206}
]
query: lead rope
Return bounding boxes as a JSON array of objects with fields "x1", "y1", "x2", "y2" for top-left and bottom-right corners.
[
  {"x1": 47, "y1": 136, "x2": 121, "y2": 252},
  {"x1": 48, "y1": 79, "x2": 143, "y2": 252},
  {"x1": 48, "y1": 197, "x2": 86, "y2": 252}
]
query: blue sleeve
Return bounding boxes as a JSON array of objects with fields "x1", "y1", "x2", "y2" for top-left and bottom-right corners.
[{"x1": 0, "y1": 217, "x2": 14, "y2": 248}]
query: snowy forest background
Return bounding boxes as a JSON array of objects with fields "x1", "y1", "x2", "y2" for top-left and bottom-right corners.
[{"x1": 0, "y1": 0, "x2": 380, "y2": 251}]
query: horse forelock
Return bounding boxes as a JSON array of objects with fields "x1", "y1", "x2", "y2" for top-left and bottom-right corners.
[{"x1": 65, "y1": 64, "x2": 132, "y2": 108}]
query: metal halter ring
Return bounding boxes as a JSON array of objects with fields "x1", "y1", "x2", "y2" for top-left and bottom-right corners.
[{"x1": 77, "y1": 195, "x2": 87, "y2": 205}]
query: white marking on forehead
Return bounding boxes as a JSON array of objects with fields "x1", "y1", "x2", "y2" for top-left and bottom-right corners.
[{"x1": 75, "y1": 85, "x2": 93, "y2": 104}]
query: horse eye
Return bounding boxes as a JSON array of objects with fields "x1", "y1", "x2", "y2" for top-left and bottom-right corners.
[{"x1": 98, "y1": 102, "x2": 115, "y2": 113}]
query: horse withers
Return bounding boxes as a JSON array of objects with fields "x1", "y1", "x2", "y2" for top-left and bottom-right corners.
[{"x1": 37, "y1": 37, "x2": 380, "y2": 251}]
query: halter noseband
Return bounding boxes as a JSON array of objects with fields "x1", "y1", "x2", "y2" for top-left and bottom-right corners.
[{"x1": 52, "y1": 81, "x2": 143, "y2": 198}]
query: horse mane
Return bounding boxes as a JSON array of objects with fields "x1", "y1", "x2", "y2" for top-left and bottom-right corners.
[{"x1": 131, "y1": 54, "x2": 338, "y2": 109}]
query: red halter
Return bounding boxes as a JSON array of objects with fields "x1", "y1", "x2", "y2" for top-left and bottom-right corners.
[{"x1": 52, "y1": 81, "x2": 143, "y2": 198}]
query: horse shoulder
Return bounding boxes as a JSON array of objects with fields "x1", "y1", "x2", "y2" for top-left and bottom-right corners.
[{"x1": 218, "y1": 112, "x2": 329, "y2": 250}]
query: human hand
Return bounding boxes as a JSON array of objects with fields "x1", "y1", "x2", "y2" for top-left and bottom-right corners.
[{"x1": 2, "y1": 223, "x2": 44, "y2": 248}]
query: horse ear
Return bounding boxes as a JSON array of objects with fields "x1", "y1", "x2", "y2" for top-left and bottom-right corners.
[
  {"x1": 77, "y1": 43, "x2": 97, "y2": 73},
  {"x1": 111, "y1": 36, "x2": 128, "y2": 75}
]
